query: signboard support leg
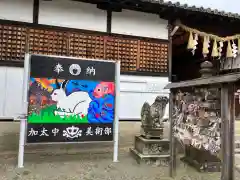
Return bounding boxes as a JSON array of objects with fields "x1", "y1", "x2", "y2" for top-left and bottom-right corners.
[
  {"x1": 18, "y1": 53, "x2": 30, "y2": 168},
  {"x1": 113, "y1": 60, "x2": 120, "y2": 162},
  {"x1": 18, "y1": 118, "x2": 26, "y2": 168}
]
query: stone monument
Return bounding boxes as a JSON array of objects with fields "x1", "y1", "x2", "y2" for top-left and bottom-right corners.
[{"x1": 130, "y1": 96, "x2": 170, "y2": 166}]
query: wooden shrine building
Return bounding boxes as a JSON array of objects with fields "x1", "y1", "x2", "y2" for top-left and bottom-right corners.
[{"x1": 1, "y1": 0, "x2": 240, "y2": 122}]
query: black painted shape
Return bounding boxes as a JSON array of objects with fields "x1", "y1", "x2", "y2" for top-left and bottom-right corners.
[
  {"x1": 30, "y1": 55, "x2": 115, "y2": 82},
  {"x1": 27, "y1": 123, "x2": 113, "y2": 143}
]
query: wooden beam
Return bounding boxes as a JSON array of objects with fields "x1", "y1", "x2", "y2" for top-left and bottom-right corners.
[
  {"x1": 164, "y1": 74, "x2": 240, "y2": 89},
  {"x1": 169, "y1": 91, "x2": 176, "y2": 177},
  {"x1": 107, "y1": 9, "x2": 112, "y2": 33},
  {"x1": 33, "y1": 0, "x2": 39, "y2": 24},
  {"x1": 170, "y1": 26, "x2": 179, "y2": 37},
  {"x1": 168, "y1": 23, "x2": 173, "y2": 81}
]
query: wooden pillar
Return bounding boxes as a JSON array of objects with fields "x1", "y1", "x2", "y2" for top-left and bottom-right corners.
[
  {"x1": 106, "y1": 9, "x2": 112, "y2": 34},
  {"x1": 221, "y1": 83, "x2": 235, "y2": 180},
  {"x1": 33, "y1": 0, "x2": 39, "y2": 24},
  {"x1": 169, "y1": 91, "x2": 176, "y2": 177},
  {"x1": 168, "y1": 22, "x2": 176, "y2": 178},
  {"x1": 168, "y1": 23, "x2": 173, "y2": 82}
]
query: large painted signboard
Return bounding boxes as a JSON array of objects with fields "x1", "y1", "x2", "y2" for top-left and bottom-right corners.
[{"x1": 26, "y1": 55, "x2": 116, "y2": 143}]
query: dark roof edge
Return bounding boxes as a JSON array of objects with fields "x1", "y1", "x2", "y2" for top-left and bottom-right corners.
[{"x1": 141, "y1": 0, "x2": 240, "y2": 19}]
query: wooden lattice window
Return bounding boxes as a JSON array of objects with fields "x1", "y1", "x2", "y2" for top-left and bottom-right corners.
[
  {"x1": 105, "y1": 36, "x2": 168, "y2": 73},
  {"x1": 105, "y1": 36, "x2": 138, "y2": 72},
  {"x1": 0, "y1": 23, "x2": 168, "y2": 74},
  {"x1": 69, "y1": 33, "x2": 105, "y2": 59},
  {"x1": 29, "y1": 28, "x2": 68, "y2": 56},
  {"x1": 0, "y1": 24, "x2": 26, "y2": 61},
  {"x1": 139, "y1": 41, "x2": 168, "y2": 73}
]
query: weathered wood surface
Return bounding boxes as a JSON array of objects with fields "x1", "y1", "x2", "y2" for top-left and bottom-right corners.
[
  {"x1": 221, "y1": 84, "x2": 235, "y2": 180},
  {"x1": 164, "y1": 73, "x2": 240, "y2": 89}
]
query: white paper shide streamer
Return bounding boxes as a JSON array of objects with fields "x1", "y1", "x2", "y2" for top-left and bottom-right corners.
[
  {"x1": 232, "y1": 40, "x2": 238, "y2": 58},
  {"x1": 191, "y1": 34, "x2": 198, "y2": 55},
  {"x1": 218, "y1": 41, "x2": 223, "y2": 58}
]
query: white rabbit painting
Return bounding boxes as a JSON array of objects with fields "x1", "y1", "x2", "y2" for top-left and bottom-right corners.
[{"x1": 51, "y1": 79, "x2": 91, "y2": 118}]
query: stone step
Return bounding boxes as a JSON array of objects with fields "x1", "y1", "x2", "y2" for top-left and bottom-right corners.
[
  {"x1": 130, "y1": 148, "x2": 170, "y2": 159},
  {"x1": 135, "y1": 135, "x2": 169, "y2": 143},
  {"x1": 180, "y1": 156, "x2": 221, "y2": 172},
  {"x1": 129, "y1": 148, "x2": 170, "y2": 166},
  {"x1": 134, "y1": 135, "x2": 169, "y2": 156}
]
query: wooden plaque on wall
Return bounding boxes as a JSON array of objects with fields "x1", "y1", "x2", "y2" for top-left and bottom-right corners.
[{"x1": 0, "y1": 23, "x2": 168, "y2": 75}]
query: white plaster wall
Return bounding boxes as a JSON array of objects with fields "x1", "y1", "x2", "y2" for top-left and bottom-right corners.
[
  {"x1": 0, "y1": 67, "x2": 6, "y2": 118},
  {"x1": 112, "y1": 9, "x2": 168, "y2": 39},
  {"x1": 0, "y1": 67, "x2": 24, "y2": 119},
  {"x1": 39, "y1": 0, "x2": 107, "y2": 32},
  {"x1": 0, "y1": 0, "x2": 33, "y2": 22},
  {"x1": 119, "y1": 75, "x2": 169, "y2": 120},
  {"x1": 3, "y1": 67, "x2": 24, "y2": 118}
]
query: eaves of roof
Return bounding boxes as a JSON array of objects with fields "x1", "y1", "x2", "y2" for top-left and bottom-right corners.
[{"x1": 141, "y1": 0, "x2": 240, "y2": 19}]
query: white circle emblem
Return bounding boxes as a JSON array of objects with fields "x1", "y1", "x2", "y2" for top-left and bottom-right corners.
[{"x1": 69, "y1": 64, "x2": 81, "y2": 76}]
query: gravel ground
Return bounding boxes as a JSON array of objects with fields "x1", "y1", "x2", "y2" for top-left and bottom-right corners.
[
  {"x1": 0, "y1": 122, "x2": 239, "y2": 180},
  {"x1": 0, "y1": 148, "x2": 223, "y2": 180},
  {"x1": 2, "y1": 145, "x2": 240, "y2": 180}
]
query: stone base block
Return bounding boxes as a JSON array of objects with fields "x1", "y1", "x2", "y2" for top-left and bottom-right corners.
[
  {"x1": 130, "y1": 148, "x2": 170, "y2": 166},
  {"x1": 140, "y1": 126, "x2": 163, "y2": 139},
  {"x1": 181, "y1": 145, "x2": 221, "y2": 172},
  {"x1": 181, "y1": 156, "x2": 221, "y2": 172},
  {"x1": 134, "y1": 135, "x2": 169, "y2": 155}
]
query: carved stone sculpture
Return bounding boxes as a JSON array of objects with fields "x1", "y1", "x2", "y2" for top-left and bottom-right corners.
[
  {"x1": 140, "y1": 96, "x2": 169, "y2": 138},
  {"x1": 141, "y1": 102, "x2": 151, "y2": 127},
  {"x1": 130, "y1": 96, "x2": 170, "y2": 166}
]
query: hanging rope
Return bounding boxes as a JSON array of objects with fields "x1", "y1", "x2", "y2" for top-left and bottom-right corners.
[
  {"x1": 178, "y1": 23, "x2": 240, "y2": 42},
  {"x1": 174, "y1": 21, "x2": 240, "y2": 58}
]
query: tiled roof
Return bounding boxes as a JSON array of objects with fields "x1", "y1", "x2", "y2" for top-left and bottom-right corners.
[{"x1": 141, "y1": 0, "x2": 240, "y2": 19}]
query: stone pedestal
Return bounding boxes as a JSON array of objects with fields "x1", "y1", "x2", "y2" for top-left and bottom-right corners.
[
  {"x1": 130, "y1": 96, "x2": 170, "y2": 166},
  {"x1": 181, "y1": 145, "x2": 221, "y2": 172},
  {"x1": 140, "y1": 126, "x2": 164, "y2": 139},
  {"x1": 130, "y1": 135, "x2": 170, "y2": 166}
]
